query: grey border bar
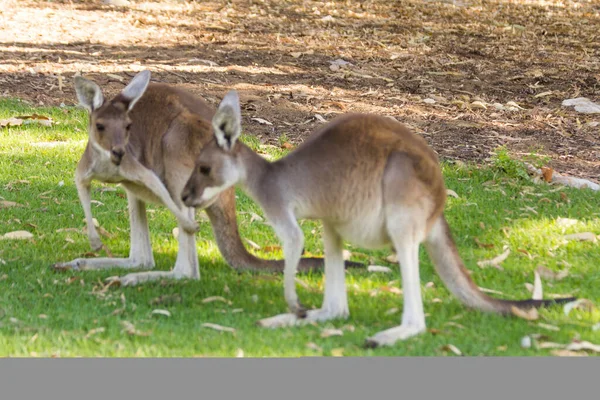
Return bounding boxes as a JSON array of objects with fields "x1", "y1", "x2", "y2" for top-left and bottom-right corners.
[{"x1": 0, "y1": 358, "x2": 597, "y2": 399}]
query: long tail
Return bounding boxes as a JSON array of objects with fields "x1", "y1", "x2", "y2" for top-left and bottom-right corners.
[
  {"x1": 205, "y1": 188, "x2": 363, "y2": 273},
  {"x1": 424, "y1": 215, "x2": 575, "y2": 314}
]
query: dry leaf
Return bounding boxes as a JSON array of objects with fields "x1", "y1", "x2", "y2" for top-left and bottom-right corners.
[
  {"x1": 281, "y1": 142, "x2": 294, "y2": 149},
  {"x1": 251, "y1": 117, "x2": 273, "y2": 125},
  {"x1": 367, "y1": 265, "x2": 392, "y2": 273},
  {"x1": 0, "y1": 117, "x2": 23, "y2": 127},
  {"x1": 202, "y1": 296, "x2": 232, "y2": 305},
  {"x1": 541, "y1": 167, "x2": 554, "y2": 182},
  {"x1": 385, "y1": 307, "x2": 399, "y2": 315},
  {"x1": 330, "y1": 348, "x2": 344, "y2": 357},
  {"x1": 120, "y1": 321, "x2": 151, "y2": 336},
  {"x1": 536, "y1": 265, "x2": 569, "y2": 281},
  {"x1": 236, "y1": 348, "x2": 244, "y2": 358},
  {"x1": 244, "y1": 238, "x2": 261, "y2": 249},
  {"x1": 511, "y1": 306, "x2": 539, "y2": 321},
  {"x1": 474, "y1": 237, "x2": 494, "y2": 249},
  {"x1": 321, "y1": 328, "x2": 344, "y2": 338},
  {"x1": 201, "y1": 323, "x2": 235, "y2": 333},
  {"x1": 565, "y1": 341, "x2": 600, "y2": 353},
  {"x1": 440, "y1": 344, "x2": 462, "y2": 355},
  {"x1": 477, "y1": 248, "x2": 510, "y2": 269},
  {"x1": 306, "y1": 342, "x2": 322, "y2": 352},
  {"x1": 84, "y1": 327, "x2": 105, "y2": 339},
  {"x1": 551, "y1": 349, "x2": 588, "y2": 357},
  {"x1": 151, "y1": 309, "x2": 171, "y2": 317},
  {"x1": 446, "y1": 189, "x2": 459, "y2": 198},
  {"x1": 537, "y1": 323, "x2": 560, "y2": 331},
  {"x1": 538, "y1": 341, "x2": 565, "y2": 349},
  {"x1": 342, "y1": 249, "x2": 352, "y2": 260},
  {"x1": 470, "y1": 101, "x2": 487, "y2": 110},
  {"x1": 262, "y1": 245, "x2": 282, "y2": 253},
  {"x1": 0, "y1": 200, "x2": 21, "y2": 208},
  {"x1": 1, "y1": 230, "x2": 34, "y2": 240},
  {"x1": 534, "y1": 91, "x2": 553, "y2": 98},
  {"x1": 386, "y1": 253, "x2": 398, "y2": 263},
  {"x1": 564, "y1": 232, "x2": 597, "y2": 242}
]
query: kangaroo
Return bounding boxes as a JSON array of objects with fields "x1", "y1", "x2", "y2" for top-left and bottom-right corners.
[
  {"x1": 53, "y1": 71, "x2": 358, "y2": 286},
  {"x1": 181, "y1": 90, "x2": 576, "y2": 347}
]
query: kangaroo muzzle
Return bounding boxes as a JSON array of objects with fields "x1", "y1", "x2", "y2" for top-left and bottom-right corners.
[{"x1": 111, "y1": 146, "x2": 125, "y2": 165}]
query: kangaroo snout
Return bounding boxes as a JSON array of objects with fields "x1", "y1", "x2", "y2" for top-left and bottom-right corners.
[{"x1": 111, "y1": 147, "x2": 125, "y2": 165}]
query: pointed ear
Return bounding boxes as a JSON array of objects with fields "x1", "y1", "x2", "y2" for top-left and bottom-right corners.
[
  {"x1": 120, "y1": 70, "x2": 151, "y2": 111},
  {"x1": 74, "y1": 76, "x2": 104, "y2": 112},
  {"x1": 212, "y1": 90, "x2": 242, "y2": 152}
]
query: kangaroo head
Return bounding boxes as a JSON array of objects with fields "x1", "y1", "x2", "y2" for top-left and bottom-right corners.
[
  {"x1": 74, "y1": 70, "x2": 151, "y2": 166},
  {"x1": 182, "y1": 90, "x2": 244, "y2": 208}
]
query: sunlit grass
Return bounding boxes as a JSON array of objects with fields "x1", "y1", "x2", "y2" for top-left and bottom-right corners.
[{"x1": 0, "y1": 99, "x2": 599, "y2": 357}]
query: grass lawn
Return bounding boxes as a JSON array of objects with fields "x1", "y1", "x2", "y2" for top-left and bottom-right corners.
[{"x1": 0, "y1": 98, "x2": 599, "y2": 357}]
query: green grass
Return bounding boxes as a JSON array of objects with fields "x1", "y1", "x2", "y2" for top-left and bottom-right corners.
[{"x1": 0, "y1": 98, "x2": 599, "y2": 357}]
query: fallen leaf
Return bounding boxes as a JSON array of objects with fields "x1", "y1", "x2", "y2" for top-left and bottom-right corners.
[
  {"x1": 244, "y1": 238, "x2": 261, "y2": 249},
  {"x1": 0, "y1": 117, "x2": 23, "y2": 127},
  {"x1": 330, "y1": 348, "x2": 344, "y2": 357},
  {"x1": 151, "y1": 309, "x2": 171, "y2": 317},
  {"x1": 150, "y1": 294, "x2": 182, "y2": 305},
  {"x1": 385, "y1": 253, "x2": 398, "y2": 263},
  {"x1": 84, "y1": 327, "x2": 105, "y2": 339},
  {"x1": 537, "y1": 323, "x2": 560, "y2": 331},
  {"x1": 474, "y1": 237, "x2": 494, "y2": 249},
  {"x1": 556, "y1": 217, "x2": 578, "y2": 227},
  {"x1": 251, "y1": 117, "x2": 273, "y2": 125},
  {"x1": 541, "y1": 167, "x2": 553, "y2": 183},
  {"x1": 342, "y1": 249, "x2": 352, "y2": 260},
  {"x1": 202, "y1": 296, "x2": 232, "y2": 305},
  {"x1": 281, "y1": 142, "x2": 294, "y2": 149},
  {"x1": 321, "y1": 328, "x2": 344, "y2": 338},
  {"x1": 477, "y1": 248, "x2": 510, "y2": 269},
  {"x1": 536, "y1": 265, "x2": 569, "y2": 281},
  {"x1": 235, "y1": 348, "x2": 244, "y2": 358},
  {"x1": 0, "y1": 200, "x2": 21, "y2": 208},
  {"x1": 201, "y1": 323, "x2": 236, "y2": 333},
  {"x1": 1, "y1": 230, "x2": 34, "y2": 240},
  {"x1": 538, "y1": 341, "x2": 565, "y2": 349},
  {"x1": 440, "y1": 344, "x2": 462, "y2": 355},
  {"x1": 471, "y1": 101, "x2": 487, "y2": 110},
  {"x1": 564, "y1": 232, "x2": 597, "y2": 242},
  {"x1": 385, "y1": 307, "x2": 399, "y2": 315},
  {"x1": 511, "y1": 306, "x2": 539, "y2": 321},
  {"x1": 120, "y1": 321, "x2": 151, "y2": 336},
  {"x1": 551, "y1": 349, "x2": 588, "y2": 357},
  {"x1": 534, "y1": 91, "x2": 553, "y2": 98},
  {"x1": 446, "y1": 189, "x2": 459, "y2": 198},
  {"x1": 367, "y1": 265, "x2": 392, "y2": 273},
  {"x1": 262, "y1": 245, "x2": 282, "y2": 253},
  {"x1": 562, "y1": 97, "x2": 600, "y2": 113},
  {"x1": 565, "y1": 341, "x2": 600, "y2": 353},
  {"x1": 306, "y1": 342, "x2": 322, "y2": 352}
]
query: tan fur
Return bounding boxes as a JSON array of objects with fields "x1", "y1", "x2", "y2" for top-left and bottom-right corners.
[
  {"x1": 182, "y1": 94, "x2": 575, "y2": 347},
  {"x1": 54, "y1": 73, "x2": 346, "y2": 285}
]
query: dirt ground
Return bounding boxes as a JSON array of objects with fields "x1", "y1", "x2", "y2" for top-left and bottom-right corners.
[{"x1": 1, "y1": 0, "x2": 599, "y2": 180}]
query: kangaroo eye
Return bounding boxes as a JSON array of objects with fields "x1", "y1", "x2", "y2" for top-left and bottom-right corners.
[
  {"x1": 126, "y1": 123, "x2": 132, "y2": 131},
  {"x1": 199, "y1": 166, "x2": 211, "y2": 175},
  {"x1": 96, "y1": 123, "x2": 105, "y2": 131}
]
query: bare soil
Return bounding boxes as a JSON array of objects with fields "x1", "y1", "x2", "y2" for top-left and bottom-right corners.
[{"x1": 1, "y1": 0, "x2": 599, "y2": 180}]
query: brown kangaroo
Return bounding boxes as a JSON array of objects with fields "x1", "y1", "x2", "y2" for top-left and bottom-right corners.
[
  {"x1": 53, "y1": 71, "x2": 360, "y2": 286},
  {"x1": 181, "y1": 90, "x2": 575, "y2": 347}
]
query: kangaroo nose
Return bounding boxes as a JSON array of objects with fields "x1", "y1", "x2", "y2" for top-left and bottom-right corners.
[{"x1": 110, "y1": 148, "x2": 125, "y2": 165}]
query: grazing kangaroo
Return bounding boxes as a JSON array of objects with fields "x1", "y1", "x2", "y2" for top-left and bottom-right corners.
[
  {"x1": 181, "y1": 91, "x2": 575, "y2": 347},
  {"x1": 53, "y1": 71, "x2": 356, "y2": 286}
]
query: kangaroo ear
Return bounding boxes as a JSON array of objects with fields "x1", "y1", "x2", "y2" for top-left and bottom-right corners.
[
  {"x1": 120, "y1": 70, "x2": 151, "y2": 111},
  {"x1": 212, "y1": 90, "x2": 242, "y2": 152},
  {"x1": 74, "y1": 76, "x2": 104, "y2": 112}
]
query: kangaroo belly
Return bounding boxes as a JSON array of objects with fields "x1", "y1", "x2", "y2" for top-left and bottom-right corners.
[
  {"x1": 329, "y1": 210, "x2": 391, "y2": 250},
  {"x1": 120, "y1": 182, "x2": 163, "y2": 205}
]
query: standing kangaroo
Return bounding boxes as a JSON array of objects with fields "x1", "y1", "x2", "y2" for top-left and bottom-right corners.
[
  {"x1": 181, "y1": 91, "x2": 575, "y2": 347},
  {"x1": 53, "y1": 71, "x2": 354, "y2": 286}
]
